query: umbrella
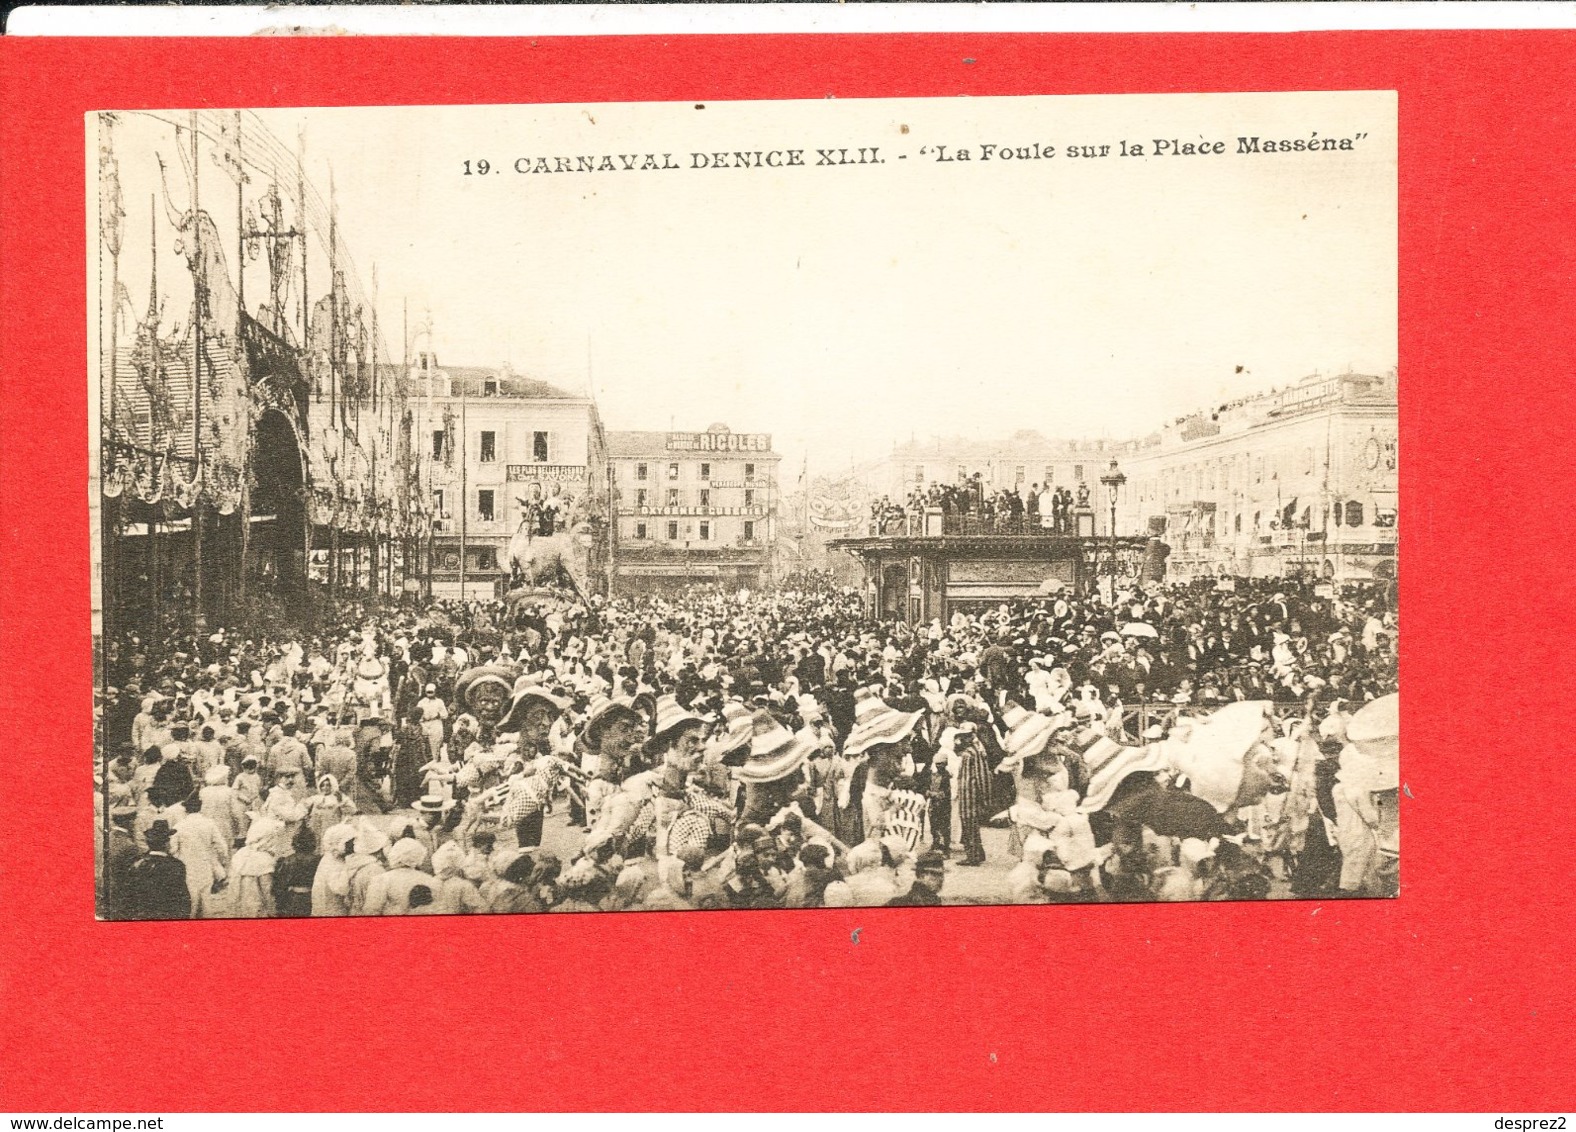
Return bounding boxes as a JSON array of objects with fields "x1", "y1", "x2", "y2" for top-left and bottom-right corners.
[
  {"x1": 1121, "y1": 622, "x2": 1159, "y2": 639},
  {"x1": 1038, "y1": 577, "x2": 1066, "y2": 595}
]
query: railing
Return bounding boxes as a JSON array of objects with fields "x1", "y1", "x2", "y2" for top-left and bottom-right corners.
[
  {"x1": 1105, "y1": 700, "x2": 1313, "y2": 746},
  {"x1": 862, "y1": 512, "x2": 1082, "y2": 537}
]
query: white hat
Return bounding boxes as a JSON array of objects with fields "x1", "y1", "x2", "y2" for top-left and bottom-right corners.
[{"x1": 385, "y1": 837, "x2": 427, "y2": 870}]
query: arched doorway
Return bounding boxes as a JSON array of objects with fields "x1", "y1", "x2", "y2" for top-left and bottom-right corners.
[{"x1": 249, "y1": 409, "x2": 308, "y2": 602}]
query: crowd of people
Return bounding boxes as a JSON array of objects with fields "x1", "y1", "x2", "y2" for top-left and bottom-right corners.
[
  {"x1": 95, "y1": 571, "x2": 1399, "y2": 919},
  {"x1": 868, "y1": 476, "x2": 1088, "y2": 536}
]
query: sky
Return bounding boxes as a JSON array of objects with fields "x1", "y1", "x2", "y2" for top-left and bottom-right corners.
[{"x1": 102, "y1": 92, "x2": 1397, "y2": 477}]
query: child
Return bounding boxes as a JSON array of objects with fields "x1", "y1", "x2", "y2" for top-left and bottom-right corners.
[
  {"x1": 231, "y1": 756, "x2": 264, "y2": 844},
  {"x1": 418, "y1": 748, "x2": 457, "y2": 808},
  {"x1": 307, "y1": 773, "x2": 356, "y2": 846}
]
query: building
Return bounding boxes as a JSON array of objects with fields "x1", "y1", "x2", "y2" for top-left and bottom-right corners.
[
  {"x1": 403, "y1": 353, "x2": 610, "y2": 599},
  {"x1": 1118, "y1": 370, "x2": 1398, "y2": 583},
  {"x1": 828, "y1": 369, "x2": 1397, "y2": 621},
  {"x1": 608, "y1": 424, "x2": 780, "y2": 593}
]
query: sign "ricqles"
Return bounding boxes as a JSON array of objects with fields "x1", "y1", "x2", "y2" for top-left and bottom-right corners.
[{"x1": 666, "y1": 432, "x2": 771, "y2": 453}]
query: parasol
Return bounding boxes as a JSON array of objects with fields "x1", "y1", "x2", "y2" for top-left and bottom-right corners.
[{"x1": 1121, "y1": 622, "x2": 1159, "y2": 639}]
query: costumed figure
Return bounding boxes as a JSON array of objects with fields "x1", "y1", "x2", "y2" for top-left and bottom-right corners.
[
  {"x1": 1332, "y1": 693, "x2": 1399, "y2": 897},
  {"x1": 488, "y1": 671, "x2": 574, "y2": 850},
  {"x1": 840, "y1": 688, "x2": 923, "y2": 845},
  {"x1": 352, "y1": 631, "x2": 390, "y2": 718},
  {"x1": 1072, "y1": 700, "x2": 1292, "y2": 846}
]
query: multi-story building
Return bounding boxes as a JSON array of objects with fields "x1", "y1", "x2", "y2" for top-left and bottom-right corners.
[
  {"x1": 830, "y1": 369, "x2": 1397, "y2": 622},
  {"x1": 404, "y1": 353, "x2": 610, "y2": 599},
  {"x1": 1118, "y1": 370, "x2": 1398, "y2": 583},
  {"x1": 609, "y1": 424, "x2": 780, "y2": 593}
]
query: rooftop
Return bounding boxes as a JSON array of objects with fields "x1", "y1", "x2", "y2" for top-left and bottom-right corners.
[
  {"x1": 1159, "y1": 370, "x2": 1396, "y2": 449},
  {"x1": 398, "y1": 362, "x2": 587, "y2": 401}
]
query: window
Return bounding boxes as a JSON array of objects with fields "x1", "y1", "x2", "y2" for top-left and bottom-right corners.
[
  {"x1": 744, "y1": 489, "x2": 754, "y2": 507},
  {"x1": 483, "y1": 379, "x2": 498, "y2": 396},
  {"x1": 1235, "y1": 513, "x2": 1243, "y2": 533},
  {"x1": 699, "y1": 488, "x2": 711, "y2": 508},
  {"x1": 668, "y1": 463, "x2": 680, "y2": 480},
  {"x1": 635, "y1": 488, "x2": 648, "y2": 509},
  {"x1": 1332, "y1": 501, "x2": 1343, "y2": 527},
  {"x1": 432, "y1": 430, "x2": 445, "y2": 459},
  {"x1": 636, "y1": 463, "x2": 648, "y2": 481},
  {"x1": 744, "y1": 463, "x2": 756, "y2": 478},
  {"x1": 667, "y1": 521, "x2": 679, "y2": 540},
  {"x1": 1043, "y1": 466, "x2": 1054, "y2": 484},
  {"x1": 667, "y1": 488, "x2": 680, "y2": 507},
  {"x1": 1305, "y1": 447, "x2": 1316, "y2": 476},
  {"x1": 913, "y1": 466, "x2": 925, "y2": 486},
  {"x1": 743, "y1": 520, "x2": 755, "y2": 541},
  {"x1": 533, "y1": 431, "x2": 549, "y2": 462},
  {"x1": 478, "y1": 490, "x2": 494, "y2": 522},
  {"x1": 479, "y1": 431, "x2": 496, "y2": 463},
  {"x1": 699, "y1": 521, "x2": 711, "y2": 541},
  {"x1": 699, "y1": 462, "x2": 711, "y2": 480},
  {"x1": 1345, "y1": 500, "x2": 1364, "y2": 527},
  {"x1": 474, "y1": 547, "x2": 497, "y2": 571},
  {"x1": 1074, "y1": 464, "x2": 1085, "y2": 482},
  {"x1": 635, "y1": 522, "x2": 647, "y2": 540},
  {"x1": 1015, "y1": 465, "x2": 1026, "y2": 484},
  {"x1": 432, "y1": 489, "x2": 446, "y2": 517}
]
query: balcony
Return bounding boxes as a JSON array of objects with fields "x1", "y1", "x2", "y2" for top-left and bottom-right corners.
[{"x1": 862, "y1": 511, "x2": 1081, "y2": 538}]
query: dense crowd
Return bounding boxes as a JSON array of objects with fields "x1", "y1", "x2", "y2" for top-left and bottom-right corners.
[{"x1": 95, "y1": 572, "x2": 1398, "y2": 919}]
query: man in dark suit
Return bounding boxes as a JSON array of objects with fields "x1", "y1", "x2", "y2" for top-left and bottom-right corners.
[
  {"x1": 121, "y1": 820, "x2": 191, "y2": 920},
  {"x1": 887, "y1": 850, "x2": 947, "y2": 906}
]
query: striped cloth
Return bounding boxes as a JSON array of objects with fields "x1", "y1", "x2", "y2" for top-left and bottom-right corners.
[
  {"x1": 1077, "y1": 738, "x2": 1170, "y2": 814},
  {"x1": 955, "y1": 748, "x2": 994, "y2": 828}
]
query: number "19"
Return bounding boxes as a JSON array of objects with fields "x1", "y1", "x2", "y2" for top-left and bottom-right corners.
[{"x1": 462, "y1": 160, "x2": 491, "y2": 175}]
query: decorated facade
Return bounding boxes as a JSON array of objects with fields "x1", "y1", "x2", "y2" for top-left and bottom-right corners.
[{"x1": 92, "y1": 110, "x2": 429, "y2": 635}]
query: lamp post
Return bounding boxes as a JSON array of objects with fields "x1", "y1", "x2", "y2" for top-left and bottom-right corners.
[{"x1": 1099, "y1": 458, "x2": 1126, "y2": 594}]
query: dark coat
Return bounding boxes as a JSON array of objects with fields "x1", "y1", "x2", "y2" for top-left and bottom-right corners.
[
  {"x1": 887, "y1": 883, "x2": 943, "y2": 907},
  {"x1": 122, "y1": 851, "x2": 191, "y2": 920},
  {"x1": 148, "y1": 759, "x2": 196, "y2": 810}
]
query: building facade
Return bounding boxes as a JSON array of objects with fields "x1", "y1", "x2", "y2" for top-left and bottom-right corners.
[
  {"x1": 403, "y1": 354, "x2": 610, "y2": 599},
  {"x1": 1119, "y1": 371, "x2": 1398, "y2": 583},
  {"x1": 609, "y1": 424, "x2": 780, "y2": 594}
]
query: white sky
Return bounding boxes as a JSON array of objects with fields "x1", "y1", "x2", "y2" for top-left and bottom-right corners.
[{"x1": 109, "y1": 93, "x2": 1397, "y2": 476}]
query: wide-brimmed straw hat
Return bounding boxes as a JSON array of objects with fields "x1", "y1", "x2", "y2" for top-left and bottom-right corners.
[
  {"x1": 843, "y1": 696, "x2": 922, "y2": 757},
  {"x1": 582, "y1": 694, "x2": 643, "y2": 747},
  {"x1": 1002, "y1": 705, "x2": 1060, "y2": 760},
  {"x1": 703, "y1": 700, "x2": 756, "y2": 762},
  {"x1": 649, "y1": 694, "x2": 708, "y2": 743},
  {"x1": 497, "y1": 671, "x2": 572, "y2": 733},
  {"x1": 734, "y1": 717, "x2": 817, "y2": 785}
]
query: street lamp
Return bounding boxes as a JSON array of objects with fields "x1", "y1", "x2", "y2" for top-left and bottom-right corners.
[{"x1": 1099, "y1": 458, "x2": 1127, "y2": 590}]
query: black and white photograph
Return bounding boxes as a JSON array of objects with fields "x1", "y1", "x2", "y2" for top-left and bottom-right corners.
[{"x1": 89, "y1": 92, "x2": 1399, "y2": 920}]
